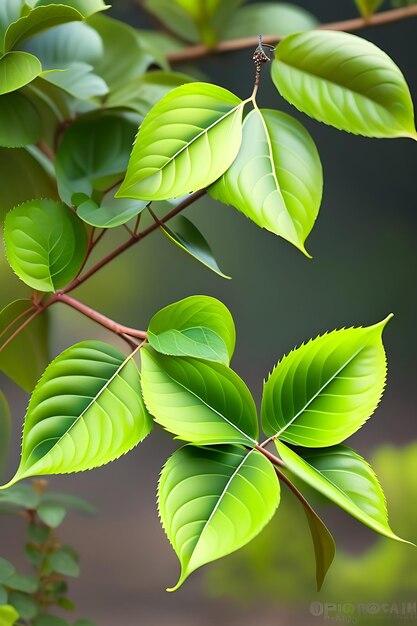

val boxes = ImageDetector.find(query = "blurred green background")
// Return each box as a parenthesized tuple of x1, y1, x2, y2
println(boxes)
(1, 0, 417, 624)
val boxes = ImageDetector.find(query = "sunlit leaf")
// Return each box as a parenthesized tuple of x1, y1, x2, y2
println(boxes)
(0, 92, 40, 147)
(55, 113, 137, 205)
(4, 199, 88, 292)
(0, 51, 41, 94)
(0, 605, 19, 626)
(148, 295, 235, 364)
(261, 317, 392, 446)
(1, 341, 153, 487)
(276, 441, 410, 543)
(223, 2, 318, 39)
(209, 108, 322, 256)
(272, 31, 416, 138)
(117, 83, 246, 201)
(161, 216, 231, 279)
(33, 0, 109, 18)
(76, 187, 147, 228)
(158, 444, 280, 590)
(0, 299, 49, 393)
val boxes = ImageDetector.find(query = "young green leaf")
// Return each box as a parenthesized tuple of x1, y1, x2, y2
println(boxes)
(272, 31, 416, 138)
(147, 295, 236, 364)
(0, 392, 11, 472)
(1, 341, 153, 488)
(0, 605, 19, 626)
(141, 346, 259, 445)
(261, 316, 391, 446)
(158, 445, 280, 590)
(49, 547, 80, 577)
(4, 199, 88, 292)
(355, 0, 383, 18)
(161, 216, 231, 279)
(37, 503, 66, 527)
(0, 92, 41, 148)
(76, 188, 147, 229)
(223, 3, 318, 39)
(34, 0, 109, 18)
(55, 113, 137, 205)
(0, 299, 49, 392)
(116, 83, 246, 201)
(3, 4, 83, 52)
(0, 51, 41, 94)
(276, 441, 411, 543)
(209, 108, 322, 256)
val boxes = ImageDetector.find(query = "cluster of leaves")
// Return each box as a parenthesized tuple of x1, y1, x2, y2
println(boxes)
(0, 295, 411, 591)
(0, 481, 95, 626)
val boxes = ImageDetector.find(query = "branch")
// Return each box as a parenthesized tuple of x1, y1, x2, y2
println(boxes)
(64, 188, 206, 294)
(274, 466, 318, 518)
(166, 5, 417, 64)
(255, 444, 284, 467)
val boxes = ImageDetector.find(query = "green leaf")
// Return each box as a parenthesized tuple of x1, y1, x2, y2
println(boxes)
(57, 598, 75, 610)
(73, 621, 96, 626)
(33, 615, 69, 626)
(0, 0, 22, 53)
(6, 573, 38, 593)
(276, 441, 411, 544)
(3, 4, 83, 52)
(76, 187, 147, 229)
(28, 522, 50, 544)
(301, 502, 335, 591)
(261, 316, 391, 446)
(55, 113, 137, 205)
(0, 147, 57, 214)
(272, 31, 416, 138)
(141, 346, 258, 445)
(0, 392, 12, 470)
(40, 492, 95, 515)
(34, 0, 109, 17)
(148, 295, 235, 364)
(37, 503, 66, 527)
(223, 3, 318, 39)
(0, 604, 19, 626)
(4, 199, 88, 292)
(88, 14, 152, 92)
(25, 544, 43, 567)
(0, 586, 8, 605)
(159, 444, 280, 591)
(1, 341, 153, 487)
(9, 592, 37, 620)
(0, 299, 49, 393)
(161, 216, 231, 279)
(142, 0, 199, 44)
(42, 63, 108, 100)
(106, 71, 193, 118)
(355, 0, 383, 18)
(0, 558, 15, 583)
(0, 92, 41, 147)
(0, 484, 40, 510)
(0, 51, 41, 94)
(209, 108, 322, 256)
(116, 82, 246, 201)
(49, 547, 79, 576)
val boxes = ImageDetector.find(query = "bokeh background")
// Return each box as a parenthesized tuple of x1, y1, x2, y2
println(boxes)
(1, 0, 417, 624)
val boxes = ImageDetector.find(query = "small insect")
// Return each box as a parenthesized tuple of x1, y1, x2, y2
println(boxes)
(253, 34, 275, 68)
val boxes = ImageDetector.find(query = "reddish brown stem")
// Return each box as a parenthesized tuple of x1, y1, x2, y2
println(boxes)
(165, 5, 417, 63)
(255, 444, 284, 467)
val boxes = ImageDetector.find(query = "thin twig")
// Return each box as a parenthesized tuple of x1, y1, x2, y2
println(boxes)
(255, 444, 284, 467)
(165, 5, 417, 63)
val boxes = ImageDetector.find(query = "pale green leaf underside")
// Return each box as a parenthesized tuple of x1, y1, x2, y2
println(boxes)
(4, 199, 87, 292)
(272, 30, 416, 138)
(158, 445, 280, 590)
(141, 346, 259, 445)
(76, 189, 148, 228)
(0, 51, 41, 94)
(42, 62, 108, 100)
(276, 441, 410, 544)
(161, 216, 231, 279)
(148, 294, 236, 364)
(117, 82, 245, 201)
(209, 108, 322, 256)
(3, 4, 83, 52)
(0, 299, 49, 392)
(2, 341, 152, 487)
(262, 317, 391, 446)
(0, 92, 41, 147)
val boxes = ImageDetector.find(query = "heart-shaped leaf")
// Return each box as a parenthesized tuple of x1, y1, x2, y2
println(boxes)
(0, 51, 41, 94)
(4, 199, 88, 292)
(158, 444, 280, 590)
(116, 82, 246, 201)
(0, 299, 49, 392)
(276, 441, 410, 543)
(1, 341, 153, 488)
(161, 216, 231, 279)
(147, 295, 236, 364)
(261, 316, 391, 446)
(272, 31, 416, 138)
(141, 346, 258, 445)
(209, 108, 322, 256)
